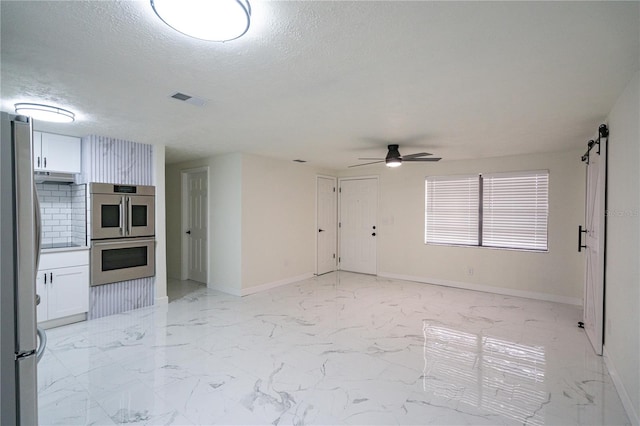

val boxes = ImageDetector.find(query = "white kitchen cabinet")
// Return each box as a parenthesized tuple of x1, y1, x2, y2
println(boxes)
(33, 131, 81, 174)
(37, 250, 89, 324)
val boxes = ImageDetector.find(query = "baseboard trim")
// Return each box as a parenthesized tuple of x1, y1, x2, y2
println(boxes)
(155, 296, 169, 305)
(241, 272, 314, 296)
(39, 312, 87, 330)
(377, 272, 582, 306)
(209, 282, 242, 297)
(603, 345, 639, 425)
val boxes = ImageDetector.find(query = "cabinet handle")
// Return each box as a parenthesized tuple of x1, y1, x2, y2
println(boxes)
(44, 157, 47, 168)
(37, 157, 41, 168)
(44, 273, 47, 284)
(578, 225, 587, 252)
(50, 272, 53, 284)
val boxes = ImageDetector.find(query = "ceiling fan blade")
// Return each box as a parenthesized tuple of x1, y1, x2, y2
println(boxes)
(348, 160, 385, 168)
(403, 157, 442, 162)
(401, 152, 433, 159)
(357, 157, 385, 161)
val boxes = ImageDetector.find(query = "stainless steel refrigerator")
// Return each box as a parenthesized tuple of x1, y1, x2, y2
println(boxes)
(1, 112, 45, 425)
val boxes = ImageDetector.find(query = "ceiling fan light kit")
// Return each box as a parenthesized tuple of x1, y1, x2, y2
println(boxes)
(150, 0, 251, 42)
(349, 144, 442, 168)
(386, 157, 402, 167)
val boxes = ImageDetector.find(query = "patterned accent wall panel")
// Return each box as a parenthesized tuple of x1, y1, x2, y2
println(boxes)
(81, 135, 156, 319)
(88, 278, 155, 320)
(80, 135, 153, 185)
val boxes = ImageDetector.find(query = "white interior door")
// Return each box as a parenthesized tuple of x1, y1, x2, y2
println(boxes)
(316, 176, 337, 275)
(185, 170, 208, 283)
(583, 140, 606, 355)
(339, 177, 377, 274)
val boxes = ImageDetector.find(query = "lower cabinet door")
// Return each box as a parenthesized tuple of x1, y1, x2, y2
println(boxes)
(48, 266, 89, 320)
(36, 271, 48, 322)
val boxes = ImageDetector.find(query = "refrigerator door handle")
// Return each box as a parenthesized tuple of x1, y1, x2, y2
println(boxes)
(34, 184, 41, 271)
(36, 326, 46, 363)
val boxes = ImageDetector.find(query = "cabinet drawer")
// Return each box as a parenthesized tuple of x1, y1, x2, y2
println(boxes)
(39, 250, 89, 270)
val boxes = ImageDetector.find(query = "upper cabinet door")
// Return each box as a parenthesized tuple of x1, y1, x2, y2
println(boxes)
(32, 131, 43, 170)
(39, 132, 81, 174)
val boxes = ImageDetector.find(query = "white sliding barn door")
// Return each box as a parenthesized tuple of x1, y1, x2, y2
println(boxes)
(316, 176, 337, 275)
(583, 140, 606, 355)
(183, 169, 208, 284)
(339, 177, 378, 275)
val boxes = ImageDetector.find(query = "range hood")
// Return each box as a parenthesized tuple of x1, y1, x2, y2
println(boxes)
(34, 171, 76, 184)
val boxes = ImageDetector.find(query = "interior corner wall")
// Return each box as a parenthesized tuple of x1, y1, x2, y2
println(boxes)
(153, 144, 168, 304)
(240, 154, 325, 292)
(339, 149, 585, 304)
(604, 70, 640, 424)
(164, 162, 183, 281)
(165, 153, 243, 296)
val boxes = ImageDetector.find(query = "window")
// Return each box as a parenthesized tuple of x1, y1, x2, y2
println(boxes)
(425, 170, 549, 251)
(425, 175, 479, 245)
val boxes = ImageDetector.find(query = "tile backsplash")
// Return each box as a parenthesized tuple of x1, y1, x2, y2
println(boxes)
(36, 183, 87, 247)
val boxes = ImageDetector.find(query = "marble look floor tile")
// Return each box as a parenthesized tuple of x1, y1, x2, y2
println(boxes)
(38, 272, 631, 425)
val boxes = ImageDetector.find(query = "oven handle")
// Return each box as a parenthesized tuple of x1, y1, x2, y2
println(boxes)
(119, 196, 126, 236)
(126, 196, 132, 236)
(92, 237, 156, 247)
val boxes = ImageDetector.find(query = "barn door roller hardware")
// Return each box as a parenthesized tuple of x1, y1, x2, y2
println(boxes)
(581, 124, 609, 164)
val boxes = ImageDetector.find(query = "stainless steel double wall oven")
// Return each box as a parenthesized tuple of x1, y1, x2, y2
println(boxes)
(90, 183, 155, 286)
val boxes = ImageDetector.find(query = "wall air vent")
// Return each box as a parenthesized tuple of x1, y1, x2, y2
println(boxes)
(170, 92, 206, 107)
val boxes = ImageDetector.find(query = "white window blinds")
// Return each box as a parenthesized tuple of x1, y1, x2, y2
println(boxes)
(425, 175, 479, 245)
(482, 171, 549, 251)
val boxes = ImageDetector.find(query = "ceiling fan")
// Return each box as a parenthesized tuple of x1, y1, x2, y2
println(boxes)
(349, 144, 442, 168)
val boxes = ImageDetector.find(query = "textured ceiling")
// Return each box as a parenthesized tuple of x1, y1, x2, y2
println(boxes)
(1, 1, 638, 169)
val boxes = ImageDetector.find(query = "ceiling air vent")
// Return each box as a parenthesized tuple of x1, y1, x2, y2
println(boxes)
(170, 92, 206, 107)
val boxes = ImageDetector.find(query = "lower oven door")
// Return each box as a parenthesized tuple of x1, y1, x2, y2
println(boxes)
(91, 237, 155, 286)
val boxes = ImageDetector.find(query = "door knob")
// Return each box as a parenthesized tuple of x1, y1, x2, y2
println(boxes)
(319, 229, 325, 233)
(373, 225, 376, 230)
(372, 232, 376, 236)
(186, 230, 191, 235)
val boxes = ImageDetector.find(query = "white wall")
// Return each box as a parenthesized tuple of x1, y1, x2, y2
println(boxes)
(604, 71, 639, 424)
(340, 149, 585, 304)
(164, 163, 183, 280)
(240, 154, 319, 291)
(153, 144, 167, 304)
(210, 153, 243, 294)
(166, 153, 333, 295)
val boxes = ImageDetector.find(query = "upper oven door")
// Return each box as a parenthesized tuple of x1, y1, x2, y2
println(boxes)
(127, 195, 155, 238)
(91, 194, 126, 239)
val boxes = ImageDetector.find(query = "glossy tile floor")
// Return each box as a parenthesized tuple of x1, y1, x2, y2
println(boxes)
(38, 272, 630, 425)
(167, 278, 206, 302)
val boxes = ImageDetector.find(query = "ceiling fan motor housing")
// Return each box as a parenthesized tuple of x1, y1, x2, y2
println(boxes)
(386, 144, 401, 159)
(385, 144, 402, 166)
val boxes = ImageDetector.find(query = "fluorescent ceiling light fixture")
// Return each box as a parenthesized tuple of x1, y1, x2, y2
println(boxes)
(151, 0, 251, 42)
(14, 103, 75, 123)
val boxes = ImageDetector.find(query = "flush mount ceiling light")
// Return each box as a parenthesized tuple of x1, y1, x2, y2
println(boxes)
(14, 103, 75, 123)
(151, 0, 251, 42)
